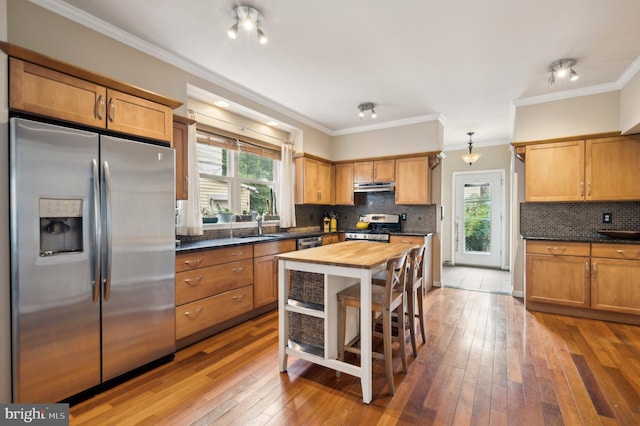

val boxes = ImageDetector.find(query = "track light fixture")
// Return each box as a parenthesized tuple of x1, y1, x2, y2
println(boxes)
(228, 6, 267, 44)
(547, 59, 578, 86)
(461, 132, 481, 165)
(357, 102, 376, 119)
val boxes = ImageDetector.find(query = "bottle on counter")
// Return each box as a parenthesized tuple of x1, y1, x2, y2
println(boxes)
(323, 217, 330, 233)
(330, 211, 337, 232)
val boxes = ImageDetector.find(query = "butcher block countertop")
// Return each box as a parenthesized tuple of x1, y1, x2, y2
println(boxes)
(276, 241, 417, 269)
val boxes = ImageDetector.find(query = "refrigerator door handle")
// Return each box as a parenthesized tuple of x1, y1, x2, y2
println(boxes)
(92, 159, 101, 303)
(103, 160, 113, 301)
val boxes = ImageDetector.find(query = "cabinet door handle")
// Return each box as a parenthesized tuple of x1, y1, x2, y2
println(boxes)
(232, 293, 246, 302)
(592, 262, 597, 280)
(184, 276, 203, 286)
(615, 249, 639, 259)
(108, 98, 115, 122)
(232, 266, 246, 272)
(580, 182, 584, 197)
(184, 307, 203, 318)
(585, 261, 590, 280)
(546, 246, 566, 255)
(96, 95, 105, 120)
(184, 258, 203, 266)
(232, 251, 244, 257)
(587, 182, 591, 197)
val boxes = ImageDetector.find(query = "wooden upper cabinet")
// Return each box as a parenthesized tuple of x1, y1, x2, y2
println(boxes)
(295, 156, 334, 205)
(525, 140, 585, 202)
(586, 136, 640, 201)
(173, 115, 195, 201)
(395, 156, 430, 204)
(334, 163, 354, 205)
(523, 135, 640, 202)
(9, 58, 106, 128)
(8, 55, 176, 143)
(105, 90, 172, 142)
(354, 159, 395, 183)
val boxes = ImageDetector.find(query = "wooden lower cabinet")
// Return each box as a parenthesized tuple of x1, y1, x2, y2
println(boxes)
(526, 241, 590, 308)
(175, 245, 254, 343)
(176, 286, 253, 340)
(591, 243, 640, 315)
(526, 241, 640, 323)
(322, 234, 339, 245)
(390, 234, 433, 292)
(253, 240, 296, 309)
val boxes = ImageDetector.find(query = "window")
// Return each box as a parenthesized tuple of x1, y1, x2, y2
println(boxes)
(196, 127, 280, 219)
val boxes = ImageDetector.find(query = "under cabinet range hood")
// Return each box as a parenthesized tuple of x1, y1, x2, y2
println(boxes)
(353, 181, 395, 192)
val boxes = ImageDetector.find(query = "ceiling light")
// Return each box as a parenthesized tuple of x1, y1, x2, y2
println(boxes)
(547, 59, 578, 86)
(213, 100, 230, 108)
(229, 6, 267, 45)
(357, 102, 376, 119)
(266, 121, 278, 126)
(461, 132, 481, 165)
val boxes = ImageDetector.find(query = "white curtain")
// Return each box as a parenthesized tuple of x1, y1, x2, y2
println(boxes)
(176, 110, 203, 236)
(278, 142, 296, 228)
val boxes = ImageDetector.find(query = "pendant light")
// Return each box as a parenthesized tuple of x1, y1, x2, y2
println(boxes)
(461, 132, 481, 165)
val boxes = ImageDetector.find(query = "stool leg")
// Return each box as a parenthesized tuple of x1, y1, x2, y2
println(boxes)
(382, 307, 395, 396)
(417, 284, 426, 344)
(397, 301, 408, 373)
(406, 288, 418, 357)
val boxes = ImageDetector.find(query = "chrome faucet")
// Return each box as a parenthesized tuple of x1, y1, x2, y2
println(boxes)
(229, 214, 243, 239)
(256, 216, 263, 235)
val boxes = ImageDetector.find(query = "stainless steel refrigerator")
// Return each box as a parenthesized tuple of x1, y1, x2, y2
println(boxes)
(10, 117, 176, 403)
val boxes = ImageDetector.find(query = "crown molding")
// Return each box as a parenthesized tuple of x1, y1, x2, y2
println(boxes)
(332, 113, 444, 136)
(30, 0, 333, 135)
(512, 82, 619, 107)
(617, 53, 640, 88)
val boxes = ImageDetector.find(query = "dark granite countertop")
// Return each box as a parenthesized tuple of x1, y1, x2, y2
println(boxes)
(177, 230, 434, 252)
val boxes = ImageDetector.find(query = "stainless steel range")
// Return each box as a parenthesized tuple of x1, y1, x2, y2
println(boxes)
(344, 213, 401, 242)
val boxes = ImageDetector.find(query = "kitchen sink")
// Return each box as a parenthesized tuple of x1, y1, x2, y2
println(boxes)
(237, 234, 279, 239)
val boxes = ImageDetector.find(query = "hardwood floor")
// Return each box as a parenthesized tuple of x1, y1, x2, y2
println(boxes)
(69, 287, 640, 425)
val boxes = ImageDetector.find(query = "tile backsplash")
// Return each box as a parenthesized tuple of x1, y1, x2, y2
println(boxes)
(294, 192, 437, 234)
(520, 201, 640, 239)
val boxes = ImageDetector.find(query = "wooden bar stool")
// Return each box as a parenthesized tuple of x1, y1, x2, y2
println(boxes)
(406, 245, 427, 356)
(337, 253, 408, 396)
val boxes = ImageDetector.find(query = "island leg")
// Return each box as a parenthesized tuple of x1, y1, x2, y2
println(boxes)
(278, 259, 288, 372)
(359, 269, 373, 404)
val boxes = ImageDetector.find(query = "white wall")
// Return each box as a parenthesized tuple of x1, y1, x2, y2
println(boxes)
(330, 120, 443, 161)
(1, 0, 10, 403)
(513, 91, 620, 142)
(620, 70, 640, 135)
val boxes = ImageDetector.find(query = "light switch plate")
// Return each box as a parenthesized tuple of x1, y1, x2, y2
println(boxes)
(602, 212, 612, 223)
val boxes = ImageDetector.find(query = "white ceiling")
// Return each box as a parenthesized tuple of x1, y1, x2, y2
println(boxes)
(47, 0, 640, 148)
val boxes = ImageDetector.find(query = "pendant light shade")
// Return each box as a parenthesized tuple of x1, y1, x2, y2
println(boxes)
(461, 132, 481, 165)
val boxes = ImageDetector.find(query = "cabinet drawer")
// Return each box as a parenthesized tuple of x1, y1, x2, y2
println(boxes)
(390, 235, 425, 245)
(176, 245, 253, 272)
(254, 239, 296, 257)
(526, 241, 590, 257)
(176, 286, 253, 340)
(591, 244, 640, 260)
(176, 259, 253, 305)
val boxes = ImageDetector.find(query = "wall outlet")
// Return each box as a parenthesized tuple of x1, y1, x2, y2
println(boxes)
(401, 212, 407, 220)
(602, 212, 612, 223)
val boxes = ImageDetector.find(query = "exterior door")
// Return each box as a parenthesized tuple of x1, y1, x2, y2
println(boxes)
(454, 171, 503, 268)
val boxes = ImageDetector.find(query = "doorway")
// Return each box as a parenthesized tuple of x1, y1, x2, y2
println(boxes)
(452, 170, 504, 268)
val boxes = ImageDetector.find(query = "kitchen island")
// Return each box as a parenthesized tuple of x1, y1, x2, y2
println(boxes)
(276, 240, 417, 403)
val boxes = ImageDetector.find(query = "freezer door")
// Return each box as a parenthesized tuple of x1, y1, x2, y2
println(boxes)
(10, 118, 101, 402)
(100, 135, 176, 380)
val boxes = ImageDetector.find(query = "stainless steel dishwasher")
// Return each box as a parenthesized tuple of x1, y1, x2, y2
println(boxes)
(296, 235, 323, 250)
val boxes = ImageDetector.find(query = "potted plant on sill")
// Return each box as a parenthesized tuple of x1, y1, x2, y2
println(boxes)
(201, 208, 218, 223)
(215, 204, 233, 223)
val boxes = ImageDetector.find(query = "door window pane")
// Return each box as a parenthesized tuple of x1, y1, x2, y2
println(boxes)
(463, 182, 491, 253)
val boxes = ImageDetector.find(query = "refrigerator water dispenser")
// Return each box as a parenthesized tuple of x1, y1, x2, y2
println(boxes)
(39, 198, 83, 256)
